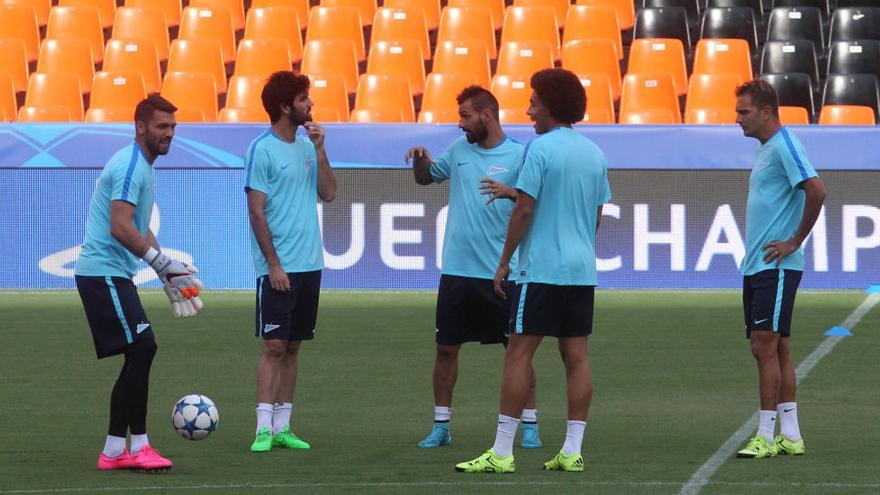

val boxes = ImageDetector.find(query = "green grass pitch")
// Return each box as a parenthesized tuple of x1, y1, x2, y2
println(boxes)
(0, 290, 877, 494)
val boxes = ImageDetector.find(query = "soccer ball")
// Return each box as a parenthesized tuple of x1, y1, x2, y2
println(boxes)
(171, 394, 219, 440)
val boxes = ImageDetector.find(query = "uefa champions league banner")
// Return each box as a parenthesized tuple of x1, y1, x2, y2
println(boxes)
(0, 124, 878, 289)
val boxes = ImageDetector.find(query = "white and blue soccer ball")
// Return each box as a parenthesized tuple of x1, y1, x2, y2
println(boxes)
(171, 394, 219, 440)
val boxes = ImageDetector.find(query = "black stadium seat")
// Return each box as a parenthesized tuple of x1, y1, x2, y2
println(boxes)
(761, 40, 820, 89)
(766, 7, 824, 50)
(701, 7, 759, 53)
(643, 0, 701, 27)
(707, 0, 764, 13)
(635, 7, 692, 52)
(822, 73, 880, 121)
(771, 0, 830, 20)
(762, 72, 815, 120)
(829, 7, 880, 44)
(837, 0, 880, 8)
(827, 40, 880, 80)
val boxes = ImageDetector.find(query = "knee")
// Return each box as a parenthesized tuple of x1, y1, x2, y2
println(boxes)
(750, 339, 775, 361)
(262, 341, 286, 360)
(436, 345, 459, 363)
(129, 336, 157, 359)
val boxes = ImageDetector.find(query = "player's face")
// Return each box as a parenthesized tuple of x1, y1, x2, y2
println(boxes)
(141, 110, 176, 156)
(526, 91, 550, 134)
(287, 91, 313, 126)
(458, 100, 488, 143)
(735, 94, 767, 139)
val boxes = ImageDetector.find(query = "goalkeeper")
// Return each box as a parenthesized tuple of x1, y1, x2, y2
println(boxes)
(75, 94, 204, 473)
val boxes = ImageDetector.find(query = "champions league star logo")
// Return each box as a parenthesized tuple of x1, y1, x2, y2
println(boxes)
(38, 205, 195, 286)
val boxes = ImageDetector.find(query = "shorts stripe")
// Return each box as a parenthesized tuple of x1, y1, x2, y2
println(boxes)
(257, 275, 264, 335)
(105, 276, 133, 344)
(515, 283, 528, 334)
(773, 269, 785, 332)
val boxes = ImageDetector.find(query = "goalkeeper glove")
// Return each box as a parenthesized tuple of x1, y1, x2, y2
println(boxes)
(143, 247, 205, 316)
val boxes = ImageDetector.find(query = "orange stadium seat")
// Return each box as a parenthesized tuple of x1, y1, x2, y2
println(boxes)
(498, 107, 530, 123)
(437, 6, 496, 59)
(244, 7, 303, 63)
(179, 6, 236, 63)
(85, 107, 133, 122)
(562, 39, 621, 100)
(309, 74, 350, 122)
(250, 0, 309, 28)
(219, 107, 269, 122)
(418, 109, 458, 123)
(5, 0, 51, 26)
(311, 107, 342, 122)
(501, 5, 560, 59)
(685, 108, 736, 124)
(0, 73, 16, 122)
(448, 0, 505, 31)
(46, 6, 105, 64)
(234, 39, 292, 79)
(421, 72, 479, 114)
(167, 39, 227, 93)
(36, 39, 95, 94)
(685, 73, 742, 117)
(693, 39, 753, 83)
(385, 0, 440, 31)
(24, 73, 83, 121)
(90, 71, 147, 111)
(18, 105, 72, 122)
(620, 73, 681, 124)
(321, 0, 377, 26)
(58, 0, 116, 29)
(577, 0, 635, 30)
(366, 40, 426, 95)
(350, 107, 406, 123)
(582, 108, 614, 124)
(432, 40, 492, 88)
(580, 73, 615, 122)
(514, 0, 570, 29)
(306, 6, 365, 62)
(225, 75, 265, 112)
(112, 7, 170, 61)
(564, 5, 623, 60)
(103, 39, 162, 94)
(0, 5, 41, 63)
(372, 7, 431, 60)
(189, 0, 245, 31)
(491, 73, 531, 109)
(125, 0, 181, 28)
(174, 106, 206, 122)
(819, 105, 876, 125)
(354, 73, 415, 122)
(0, 38, 30, 93)
(628, 38, 687, 96)
(778, 106, 809, 125)
(301, 39, 360, 93)
(161, 71, 218, 121)
(496, 41, 554, 77)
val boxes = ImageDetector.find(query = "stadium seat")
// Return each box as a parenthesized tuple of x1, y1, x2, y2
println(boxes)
(189, 0, 245, 31)
(500, 5, 560, 59)
(306, 6, 365, 62)
(562, 39, 622, 100)
(822, 73, 880, 120)
(58, 0, 116, 29)
(693, 39, 753, 82)
(85, 106, 132, 122)
(491, 74, 531, 109)
(634, 7, 691, 53)
(367, 39, 426, 95)
(89, 71, 147, 111)
(437, 6, 496, 59)
(496, 41, 555, 77)
(418, 109, 458, 123)
(643, 0, 701, 27)
(46, 6, 105, 64)
(235, 39, 292, 79)
(828, 40, 880, 80)
(582, 108, 614, 124)
(218, 107, 269, 122)
(311, 107, 342, 122)
(765, 7, 824, 50)
(778, 105, 809, 124)
(576, 0, 636, 30)
(829, 8, 880, 43)
(125, 0, 181, 28)
(0, 38, 29, 93)
(818, 104, 876, 125)
(322, 0, 377, 27)
(514, 0, 570, 29)
(3, 0, 51, 26)
(179, 7, 236, 63)
(0, 5, 40, 63)
(580, 73, 615, 121)
(620, 73, 682, 123)
(309, 73, 350, 122)
(0, 73, 16, 122)
(564, 5, 624, 60)
(372, 7, 431, 60)
(250, 0, 309, 28)
(421, 72, 480, 115)
(36, 39, 95, 94)
(350, 107, 406, 123)
(762, 72, 814, 120)
(685, 73, 743, 116)
(161, 71, 218, 121)
(761, 40, 819, 89)
(244, 7, 302, 63)
(174, 106, 207, 122)
(384, 0, 441, 31)
(225, 75, 265, 112)
(837, 0, 880, 6)
(685, 107, 737, 123)
(18, 105, 72, 122)
(628, 38, 688, 96)
(771, 0, 829, 20)
(498, 107, 531, 123)
(167, 39, 227, 93)
(448, 0, 505, 31)
(706, 0, 763, 12)
(112, 7, 170, 61)
(24, 73, 83, 121)
(301, 39, 360, 93)
(354, 73, 415, 122)
(432, 40, 492, 88)
(700, 7, 759, 54)
(103, 39, 162, 94)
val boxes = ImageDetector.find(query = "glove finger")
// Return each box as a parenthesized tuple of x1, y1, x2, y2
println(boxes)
(171, 301, 184, 318)
(191, 296, 204, 311)
(184, 299, 197, 317)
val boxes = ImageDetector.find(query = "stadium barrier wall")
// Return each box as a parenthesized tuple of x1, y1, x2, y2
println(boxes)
(1, 124, 878, 289)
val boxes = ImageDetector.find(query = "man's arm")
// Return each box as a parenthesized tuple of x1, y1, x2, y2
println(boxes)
(110, 201, 150, 257)
(763, 177, 827, 265)
(307, 123, 336, 202)
(493, 192, 536, 297)
(596, 205, 603, 233)
(405, 147, 434, 185)
(247, 189, 290, 292)
(145, 229, 160, 251)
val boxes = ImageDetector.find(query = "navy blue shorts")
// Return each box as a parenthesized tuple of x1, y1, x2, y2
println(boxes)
(508, 282, 595, 338)
(255, 271, 321, 341)
(743, 269, 803, 338)
(75, 275, 154, 359)
(435, 275, 509, 346)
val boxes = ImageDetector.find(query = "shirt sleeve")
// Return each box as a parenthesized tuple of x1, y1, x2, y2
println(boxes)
(779, 133, 818, 189)
(244, 144, 271, 194)
(515, 142, 544, 200)
(597, 155, 612, 205)
(110, 155, 146, 206)
(429, 147, 452, 183)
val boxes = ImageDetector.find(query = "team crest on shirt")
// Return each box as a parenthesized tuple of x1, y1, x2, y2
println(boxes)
(486, 165, 508, 176)
(304, 156, 315, 171)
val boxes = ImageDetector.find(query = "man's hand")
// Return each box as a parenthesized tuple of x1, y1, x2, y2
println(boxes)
(404, 146, 433, 164)
(158, 261, 204, 317)
(269, 264, 290, 292)
(145, 249, 204, 300)
(305, 121, 324, 148)
(479, 178, 517, 204)
(763, 239, 800, 267)
(493, 262, 511, 299)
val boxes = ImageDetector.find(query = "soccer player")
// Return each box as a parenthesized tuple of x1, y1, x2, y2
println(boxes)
(733, 80, 826, 459)
(405, 86, 542, 450)
(245, 71, 337, 452)
(455, 68, 611, 473)
(76, 94, 205, 472)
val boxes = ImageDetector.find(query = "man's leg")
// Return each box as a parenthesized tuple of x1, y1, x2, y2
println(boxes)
(776, 336, 804, 453)
(496, 335, 543, 455)
(419, 344, 460, 448)
(520, 363, 542, 448)
(272, 340, 310, 449)
(737, 330, 782, 458)
(252, 339, 286, 452)
(124, 335, 158, 452)
(541, 336, 590, 472)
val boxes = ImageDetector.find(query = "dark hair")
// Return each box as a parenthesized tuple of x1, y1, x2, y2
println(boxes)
(530, 68, 586, 124)
(134, 94, 177, 124)
(456, 85, 499, 121)
(262, 71, 311, 123)
(735, 79, 779, 117)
